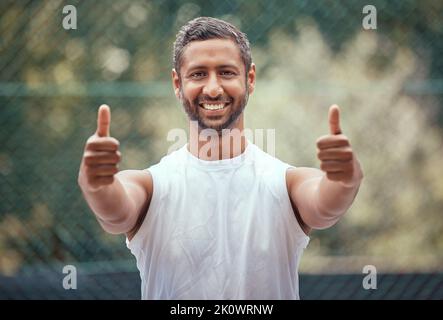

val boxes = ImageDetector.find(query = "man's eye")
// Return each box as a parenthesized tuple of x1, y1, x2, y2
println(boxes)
(190, 72, 205, 78)
(221, 71, 235, 76)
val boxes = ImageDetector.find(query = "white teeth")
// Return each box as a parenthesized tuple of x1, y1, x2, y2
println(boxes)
(202, 103, 226, 110)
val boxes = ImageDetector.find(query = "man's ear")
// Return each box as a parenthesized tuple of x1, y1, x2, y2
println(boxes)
(247, 63, 256, 95)
(172, 68, 181, 99)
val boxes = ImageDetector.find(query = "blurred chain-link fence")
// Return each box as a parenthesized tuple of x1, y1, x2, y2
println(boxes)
(1, 0, 443, 299)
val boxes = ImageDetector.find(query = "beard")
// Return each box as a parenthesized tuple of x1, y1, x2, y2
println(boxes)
(180, 88, 249, 133)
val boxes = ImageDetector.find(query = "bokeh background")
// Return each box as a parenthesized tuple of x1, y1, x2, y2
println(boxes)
(1, 0, 443, 299)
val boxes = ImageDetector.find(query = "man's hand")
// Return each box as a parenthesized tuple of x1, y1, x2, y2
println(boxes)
(79, 104, 121, 192)
(287, 104, 363, 230)
(316, 105, 363, 188)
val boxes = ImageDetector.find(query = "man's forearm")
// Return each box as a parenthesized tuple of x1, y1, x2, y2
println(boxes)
(79, 175, 134, 230)
(316, 174, 362, 219)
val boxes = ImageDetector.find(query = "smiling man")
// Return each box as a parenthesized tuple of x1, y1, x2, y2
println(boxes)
(78, 17, 363, 299)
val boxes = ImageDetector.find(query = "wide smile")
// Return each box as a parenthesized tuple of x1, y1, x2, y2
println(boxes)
(199, 102, 230, 113)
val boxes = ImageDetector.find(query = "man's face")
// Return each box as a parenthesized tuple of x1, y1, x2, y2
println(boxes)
(172, 39, 255, 132)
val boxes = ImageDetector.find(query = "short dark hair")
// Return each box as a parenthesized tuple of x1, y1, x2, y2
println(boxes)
(173, 17, 252, 76)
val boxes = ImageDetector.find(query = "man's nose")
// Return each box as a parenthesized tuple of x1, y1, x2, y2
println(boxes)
(202, 74, 223, 98)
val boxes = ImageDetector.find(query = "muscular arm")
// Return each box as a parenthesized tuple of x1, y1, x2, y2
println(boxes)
(287, 104, 364, 230)
(79, 169, 153, 238)
(287, 164, 362, 230)
(78, 105, 153, 240)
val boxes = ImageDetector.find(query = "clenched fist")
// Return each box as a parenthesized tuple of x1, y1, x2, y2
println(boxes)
(79, 104, 121, 192)
(316, 105, 363, 188)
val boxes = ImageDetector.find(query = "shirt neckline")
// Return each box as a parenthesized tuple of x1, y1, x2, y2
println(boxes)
(183, 140, 253, 169)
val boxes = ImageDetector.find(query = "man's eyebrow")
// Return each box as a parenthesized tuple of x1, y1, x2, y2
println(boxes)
(186, 64, 240, 72)
(217, 64, 240, 70)
(185, 65, 206, 72)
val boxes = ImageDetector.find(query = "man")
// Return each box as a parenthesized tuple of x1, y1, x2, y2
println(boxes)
(78, 17, 363, 299)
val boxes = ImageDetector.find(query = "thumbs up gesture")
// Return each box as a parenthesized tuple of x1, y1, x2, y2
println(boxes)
(316, 105, 363, 188)
(79, 104, 121, 192)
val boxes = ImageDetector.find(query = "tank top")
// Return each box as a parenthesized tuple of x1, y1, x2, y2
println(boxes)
(126, 141, 310, 299)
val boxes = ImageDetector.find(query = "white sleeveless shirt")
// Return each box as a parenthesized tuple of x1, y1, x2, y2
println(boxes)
(126, 142, 310, 299)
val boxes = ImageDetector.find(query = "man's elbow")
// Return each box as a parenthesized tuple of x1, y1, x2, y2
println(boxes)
(96, 214, 135, 235)
(305, 208, 346, 230)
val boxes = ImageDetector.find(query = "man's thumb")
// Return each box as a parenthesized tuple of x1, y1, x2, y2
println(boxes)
(97, 104, 111, 137)
(328, 104, 342, 135)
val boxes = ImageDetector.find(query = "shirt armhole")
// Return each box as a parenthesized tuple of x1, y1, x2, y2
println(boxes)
(283, 165, 311, 247)
(126, 167, 161, 252)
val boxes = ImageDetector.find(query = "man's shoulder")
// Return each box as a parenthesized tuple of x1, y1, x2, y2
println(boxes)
(285, 167, 322, 235)
(116, 169, 153, 190)
(286, 166, 324, 188)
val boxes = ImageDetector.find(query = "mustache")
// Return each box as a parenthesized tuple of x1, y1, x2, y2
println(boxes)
(195, 95, 232, 104)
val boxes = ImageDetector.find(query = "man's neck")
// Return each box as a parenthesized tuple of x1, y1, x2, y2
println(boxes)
(188, 118, 247, 161)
